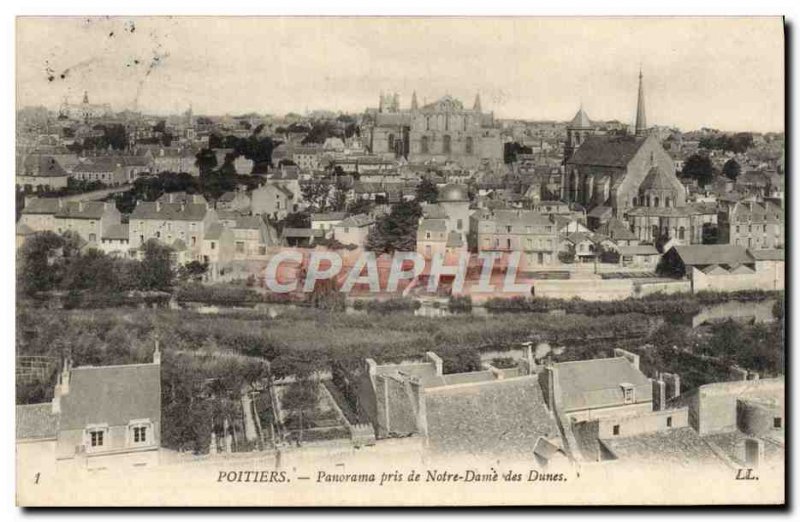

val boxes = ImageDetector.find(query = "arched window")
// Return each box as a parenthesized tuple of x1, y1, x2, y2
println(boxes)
(388, 133, 395, 151)
(421, 136, 430, 154)
(654, 197, 660, 207)
(443, 135, 451, 154)
(651, 225, 659, 240)
(678, 227, 685, 240)
(646, 196, 651, 207)
(665, 197, 672, 208)
(632, 197, 638, 207)
(465, 137, 474, 155)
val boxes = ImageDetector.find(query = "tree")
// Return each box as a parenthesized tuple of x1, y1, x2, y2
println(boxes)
(195, 148, 218, 176)
(415, 178, 439, 203)
(301, 182, 332, 212)
(723, 158, 741, 181)
(365, 200, 422, 253)
(180, 260, 208, 282)
(682, 153, 714, 187)
(18, 231, 66, 295)
(138, 240, 175, 291)
(558, 244, 576, 264)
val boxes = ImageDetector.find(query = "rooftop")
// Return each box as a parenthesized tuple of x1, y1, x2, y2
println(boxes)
(554, 357, 652, 412)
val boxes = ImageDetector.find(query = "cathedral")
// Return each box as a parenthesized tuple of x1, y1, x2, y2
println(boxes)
(366, 92, 503, 167)
(562, 71, 700, 245)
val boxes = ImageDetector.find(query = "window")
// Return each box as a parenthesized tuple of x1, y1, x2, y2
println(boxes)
(622, 384, 635, 404)
(654, 197, 660, 207)
(613, 425, 620, 436)
(421, 136, 430, 154)
(678, 227, 685, 240)
(465, 137, 474, 155)
(191, 236, 197, 246)
(443, 135, 451, 154)
(388, 133, 395, 151)
(89, 233, 96, 242)
(90, 430, 104, 447)
(506, 238, 512, 249)
(155, 231, 161, 239)
(457, 219, 463, 230)
(774, 417, 782, 429)
(210, 242, 216, 250)
(258, 246, 267, 255)
(506, 225, 512, 233)
(235, 241, 245, 253)
(666, 416, 673, 428)
(133, 426, 147, 443)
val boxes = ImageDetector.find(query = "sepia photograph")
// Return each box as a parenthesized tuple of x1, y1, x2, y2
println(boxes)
(12, 14, 786, 507)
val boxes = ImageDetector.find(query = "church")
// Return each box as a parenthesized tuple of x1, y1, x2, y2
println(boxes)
(562, 72, 700, 246)
(366, 92, 503, 167)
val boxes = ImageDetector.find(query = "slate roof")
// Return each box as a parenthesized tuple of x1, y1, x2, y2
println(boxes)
(234, 216, 265, 230)
(59, 363, 161, 431)
(605, 218, 637, 241)
(54, 201, 110, 220)
(419, 218, 448, 233)
(73, 157, 122, 173)
(601, 427, 725, 468)
(568, 107, 593, 128)
(619, 244, 659, 256)
(702, 431, 784, 467)
(17, 155, 70, 178)
(102, 223, 129, 240)
(130, 202, 209, 221)
(16, 403, 58, 440)
(641, 166, 675, 191)
(424, 377, 560, 457)
(588, 206, 613, 219)
(338, 214, 374, 228)
(554, 357, 652, 412)
(156, 192, 208, 205)
(748, 249, 784, 261)
(671, 245, 754, 267)
(21, 197, 62, 215)
(282, 228, 324, 238)
(311, 212, 347, 222)
(567, 135, 647, 168)
(626, 206, 693, 218)
(16, 222, 35, 236)
(484, 209, 554, 227)
(204, 223, 224, 240)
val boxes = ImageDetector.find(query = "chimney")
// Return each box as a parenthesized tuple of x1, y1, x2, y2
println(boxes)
(744, 438, 764, 469)
(153, 339, 161, 365)
(156, 201, 162, 212)
(57, 197, 64, 209)
(651, 377, 666, 411)
(406, 377, 428, 436)
(78, 201, 84, 212)
(60, 358, 71, 395)
(614, 348, 640, 370)
(425, 351, 443, 376)
(662, 372, 681, 399)
(524, 342, 536, 375)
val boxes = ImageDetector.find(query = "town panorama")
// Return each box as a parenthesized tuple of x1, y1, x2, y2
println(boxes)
(15, 16, 785, 507)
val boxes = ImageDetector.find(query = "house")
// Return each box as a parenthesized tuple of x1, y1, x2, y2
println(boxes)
(560, 232, 601, 264)
(99, 224, 130, 257)
(16, 347, 161, 471)
(216, 189, 251, 213)
(202, 223, 235, 277)
(473, 208, 559, 267)
(71, 157, 128, 185)
(16, 154, 70, 190)
(251, 181, 301, 220)
(129, 198, 218, 266)
(718, 201, 784, 250)
(54, 201, 122, 246)
(310, 212, 348, 239)
(19, 197, 63, 234)
(542, 351, 653, 422)
(347, 352, 563, 460)
(661, 244, 782, 292)
(618, 244, 660, 269)
(281, 227, 324, 247)
(334, 214, 375, 249)
(223, 215, 275, 258)
(669, 378, 784, 470)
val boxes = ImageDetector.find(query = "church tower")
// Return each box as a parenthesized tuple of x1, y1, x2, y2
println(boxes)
(564, 104, 594, 163)
(473, 93, 482, 112)
(411, 91, 419, 111)
(635, 68, 648, 136)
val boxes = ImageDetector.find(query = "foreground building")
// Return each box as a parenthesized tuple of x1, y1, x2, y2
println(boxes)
(16, 347, 162, 471)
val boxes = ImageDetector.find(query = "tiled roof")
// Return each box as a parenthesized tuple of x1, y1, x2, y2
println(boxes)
(703, 431, 784, 467)
(568, 107, 593, 128)
(59, 363, 160, 431)
(567, 135, 647, 168)
(16, 403, 58, 440)
(671, 244, 754, 267)
(130, 202, 209, 221)
(102, 223, 129, 240)
(554, 357, 652, 412)
(601, 427, 725, 468)
(424, 377, 560, 457)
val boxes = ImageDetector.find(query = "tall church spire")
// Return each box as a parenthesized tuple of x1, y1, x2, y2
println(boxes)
(635, 67, 647, 136)
(473, 92, 482, 112)
(411, 91, 418, 111)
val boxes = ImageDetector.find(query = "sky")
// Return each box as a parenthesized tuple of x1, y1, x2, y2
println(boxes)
(16, 16, 785, 132)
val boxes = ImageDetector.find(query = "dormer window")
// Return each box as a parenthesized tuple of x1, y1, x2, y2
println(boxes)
(621, 383, 635, 404)
(84, 424, 109, 452)
(128, 419, 153, 446)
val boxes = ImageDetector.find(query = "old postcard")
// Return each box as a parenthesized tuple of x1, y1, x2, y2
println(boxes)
(14, 16, 785, 506)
